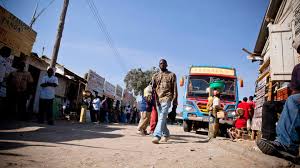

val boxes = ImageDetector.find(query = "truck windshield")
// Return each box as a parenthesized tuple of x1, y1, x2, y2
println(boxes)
(187, 76, 236, 101)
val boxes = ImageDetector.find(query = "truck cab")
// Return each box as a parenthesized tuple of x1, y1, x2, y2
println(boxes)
(179, 66, 240, 134)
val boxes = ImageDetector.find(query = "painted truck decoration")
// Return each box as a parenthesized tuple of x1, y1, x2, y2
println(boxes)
(179, 66, 241, 133)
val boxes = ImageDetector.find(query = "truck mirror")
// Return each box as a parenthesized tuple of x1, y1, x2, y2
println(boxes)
(180, 77, 184, 87)
(240, 79, 244, 88)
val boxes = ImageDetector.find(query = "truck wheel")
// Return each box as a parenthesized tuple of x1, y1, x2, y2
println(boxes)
(183, 120, 192, 132)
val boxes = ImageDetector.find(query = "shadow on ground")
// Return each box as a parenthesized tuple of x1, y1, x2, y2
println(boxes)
(0, 120, 124, 151)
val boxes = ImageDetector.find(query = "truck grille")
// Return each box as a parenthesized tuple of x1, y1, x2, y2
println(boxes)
(197, 102, 209, 115)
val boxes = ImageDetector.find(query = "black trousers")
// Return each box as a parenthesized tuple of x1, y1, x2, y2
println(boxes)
(38, 99, 54, 124)
(261, 101, 284, 140)
(8, 91, 28, 120)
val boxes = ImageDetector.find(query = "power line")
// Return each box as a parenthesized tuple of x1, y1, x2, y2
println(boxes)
(85, 0, 127, 71)
(30, 0, 56, 27)
(1, 0, 6, 8)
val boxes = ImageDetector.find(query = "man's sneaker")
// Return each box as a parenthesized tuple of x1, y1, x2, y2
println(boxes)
(152, 137, 160, 144)
(256, 139, 299, 159)
(160, 136, 170, 143)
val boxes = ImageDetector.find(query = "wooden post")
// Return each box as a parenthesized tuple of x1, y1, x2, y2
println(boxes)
(50, 0, 69, 68)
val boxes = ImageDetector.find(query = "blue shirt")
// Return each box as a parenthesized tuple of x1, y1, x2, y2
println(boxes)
(40, 75, 58, 99)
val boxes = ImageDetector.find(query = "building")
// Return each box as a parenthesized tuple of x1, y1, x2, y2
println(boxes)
(0, 6, 37, 117)
(248, 0, 300, 131)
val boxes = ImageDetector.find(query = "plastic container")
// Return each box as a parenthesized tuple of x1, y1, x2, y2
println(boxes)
(209, 80, 225, 91)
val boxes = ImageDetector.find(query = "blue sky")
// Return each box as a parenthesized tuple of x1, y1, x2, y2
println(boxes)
(3, 0, 268, 104)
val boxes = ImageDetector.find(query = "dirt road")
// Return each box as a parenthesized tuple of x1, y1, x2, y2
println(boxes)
(0, 121, 297, 168)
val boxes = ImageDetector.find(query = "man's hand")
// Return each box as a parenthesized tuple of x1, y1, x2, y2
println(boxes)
(40, 83, 48, 87)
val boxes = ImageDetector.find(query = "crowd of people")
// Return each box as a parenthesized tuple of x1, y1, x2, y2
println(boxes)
(227, 96, 255, 140)
(81, 91, 141, 125)
(1, 43, 299, 162)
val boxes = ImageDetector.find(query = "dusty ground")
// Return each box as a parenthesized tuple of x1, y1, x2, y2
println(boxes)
(0, 120, 298, 168)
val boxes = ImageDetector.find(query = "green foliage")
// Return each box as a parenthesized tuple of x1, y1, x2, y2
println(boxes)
(124, 67, 159, 96)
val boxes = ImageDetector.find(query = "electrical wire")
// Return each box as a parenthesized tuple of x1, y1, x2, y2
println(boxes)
(30, 0, 56, 27)
(86, 0, 127, 71)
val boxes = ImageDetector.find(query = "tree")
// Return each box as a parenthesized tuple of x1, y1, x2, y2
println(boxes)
(124, 67, 159, 96)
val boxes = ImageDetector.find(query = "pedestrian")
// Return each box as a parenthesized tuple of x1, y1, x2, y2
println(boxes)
(125, 105, 131, 123)
(0, 46, 12, 84)
(131, 106, 138, 124)
(92, 93, 107, 124)
(91, 91, 100, 123)
(151, 59, 178, 144)
(256, 37, 300, 161)
(38, 67, 58, 125)
(6, 61, 33, 120)
(247, 95, 255, 130)
(137, 85, 153, 135)
(237, 97, 250, 129)
(207, 87, 223, 138)
(248, 96, 255, 117)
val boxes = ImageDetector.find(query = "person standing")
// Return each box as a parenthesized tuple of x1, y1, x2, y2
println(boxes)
(91, 92, 100, 123)
(208, 89, 223, 138)
(38, 68, 58, 125)
(238, 97, 251, 131)
(7, 61, 33, 120)
(137, 85, 153, 135)
(151, 59, 178, 144)
(92, 93, 106, 124)
(125, 105, 131, 123)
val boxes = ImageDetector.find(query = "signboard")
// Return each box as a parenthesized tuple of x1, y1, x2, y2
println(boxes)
(104, 81, 115, 98)
(0, 6, 37, 55)
(85, 70, 105, 95)
(122, 90, 134, 106)
(115, 85, 123, 99)
(190, 67, 235, 76)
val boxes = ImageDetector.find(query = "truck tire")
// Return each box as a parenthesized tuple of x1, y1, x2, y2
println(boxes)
(183, 120, 192, 132)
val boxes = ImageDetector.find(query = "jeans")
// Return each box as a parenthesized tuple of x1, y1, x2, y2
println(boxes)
(276, 93, 300, 150)
(153, 101, 171, 138)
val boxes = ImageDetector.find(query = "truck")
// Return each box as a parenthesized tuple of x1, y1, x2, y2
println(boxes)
(178, 66, 241, 135)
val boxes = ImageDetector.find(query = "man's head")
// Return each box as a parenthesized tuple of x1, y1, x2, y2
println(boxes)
(17, 62, 26, 71)
(243, 97, 248, 102)
(289, 64, 300, 92)
(0, 46, 11, 58)
(159, 59, 168, 72)
(249, 96, 254, 101)
(292, 35, 300, 54)
(213, 89, 220, 96)
(47, 67, 54, 77)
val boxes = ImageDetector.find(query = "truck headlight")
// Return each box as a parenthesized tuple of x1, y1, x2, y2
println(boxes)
(184, 105, 196, 112)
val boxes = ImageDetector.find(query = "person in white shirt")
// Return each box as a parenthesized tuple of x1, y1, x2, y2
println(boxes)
(92, 92, 106, 124)
(125, 105, 131, 123)
(38, 67, 58, 125)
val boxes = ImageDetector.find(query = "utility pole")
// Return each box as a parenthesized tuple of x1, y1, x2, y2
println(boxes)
(50, 0, 69, 68)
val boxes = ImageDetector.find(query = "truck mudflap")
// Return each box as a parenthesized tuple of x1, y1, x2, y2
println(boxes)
(176, 116, 233, 125)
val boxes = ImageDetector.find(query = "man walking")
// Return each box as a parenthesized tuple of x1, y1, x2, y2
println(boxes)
(38, 67, 58, 125)
(151, 59, 178, 144)
(7, 61, 33, 120)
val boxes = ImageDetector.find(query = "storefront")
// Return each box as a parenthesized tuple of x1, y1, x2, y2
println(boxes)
(248, 0, 300, 131)
(0, 6, 37, 116)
